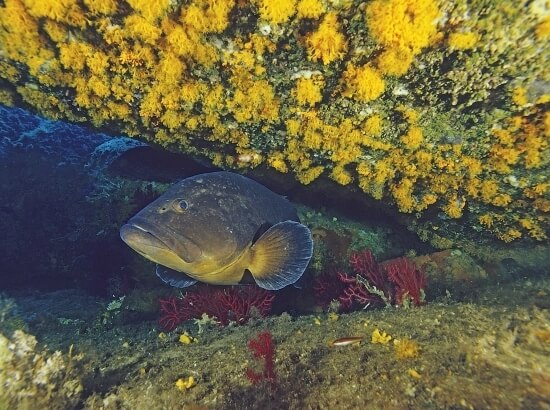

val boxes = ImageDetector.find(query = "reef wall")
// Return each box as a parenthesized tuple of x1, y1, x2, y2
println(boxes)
(0, 0, 548, 246)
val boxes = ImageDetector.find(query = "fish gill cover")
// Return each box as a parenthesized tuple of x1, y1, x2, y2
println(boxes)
(0, 0, 548, 247)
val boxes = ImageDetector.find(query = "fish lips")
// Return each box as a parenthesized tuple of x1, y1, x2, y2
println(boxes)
(120, 218, 201, 264)
(120, 223, 168, 253)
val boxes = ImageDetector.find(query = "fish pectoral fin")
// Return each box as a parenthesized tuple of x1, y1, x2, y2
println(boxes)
(247, 221, 313, 290)
(155, 265, 198, 288)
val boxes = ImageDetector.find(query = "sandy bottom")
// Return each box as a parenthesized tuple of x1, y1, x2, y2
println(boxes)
(3, 276, 550, 410)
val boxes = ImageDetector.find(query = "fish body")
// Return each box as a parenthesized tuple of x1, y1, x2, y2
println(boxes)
(120, 171, 313, 290)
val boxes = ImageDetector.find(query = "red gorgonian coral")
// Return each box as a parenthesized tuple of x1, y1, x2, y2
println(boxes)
(385, 256, 426, 306)
(314, 249, 426, 311)
(158, 285, 275, 331)
(245, 331, 277, 386)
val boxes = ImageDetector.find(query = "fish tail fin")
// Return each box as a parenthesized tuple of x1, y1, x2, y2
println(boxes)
(248, 221, 313, 290)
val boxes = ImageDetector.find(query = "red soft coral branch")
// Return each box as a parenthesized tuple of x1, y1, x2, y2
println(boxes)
(158, 285, 275, 331)
(349, 249, 386, 290)
(338, 249, 393, 309)
(158, 296, 185, 331)
(385, 257, 426, 306)
(313, 249, 427, 311)
(336, 271, 384, 309)
(245, 331, 277, 386)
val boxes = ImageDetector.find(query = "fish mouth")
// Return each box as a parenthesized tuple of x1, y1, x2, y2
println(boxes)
(120, 222, 171, 252)
(120, 217, 202, 264)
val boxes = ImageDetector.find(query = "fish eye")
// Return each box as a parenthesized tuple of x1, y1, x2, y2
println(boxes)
(173, 199, 189, 212)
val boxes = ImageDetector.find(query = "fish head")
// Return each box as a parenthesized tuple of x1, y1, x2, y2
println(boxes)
(120, 178, 240, 275)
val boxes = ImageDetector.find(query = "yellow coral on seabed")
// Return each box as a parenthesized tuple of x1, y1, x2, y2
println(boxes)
(371, 328, 392, 344)
(175, 376, 195, 390)
(394, 338, 420, 359)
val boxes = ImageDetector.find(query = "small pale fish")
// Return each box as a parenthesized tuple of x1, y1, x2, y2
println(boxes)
(328, 337, 364, 347)
(120, 171, 313, 290)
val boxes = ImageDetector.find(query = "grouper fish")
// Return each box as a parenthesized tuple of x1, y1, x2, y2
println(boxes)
(120, 171, 313, 290)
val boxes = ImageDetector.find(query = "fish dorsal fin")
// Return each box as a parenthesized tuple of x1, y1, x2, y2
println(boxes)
(156, 265, 198, 288)
(247, 221, 313, 290)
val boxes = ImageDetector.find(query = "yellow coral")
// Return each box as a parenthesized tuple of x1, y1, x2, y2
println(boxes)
(268, 152, 289, 173)
(401, 126, 423, 149)
(330, 165, 353, 185)
(512, 87, 528, 106)
(83, 0, 117, 15)
(286, 119, 301, 136)
(366, 0, 439, 74)
(303, 128, 323, 150)
(376, 48, 413, 76)
(156, 53, 185, 84)
(59, 41, 91, 70)
(479, 214, 494, 228)
(126, 0, 170, 22)
(448, 32, 479, 50)
(443, 196, 465, 218)
(228, 79, 279, 123)
(88, 76, 110, 98)
(363, 115, 383, 136)
(492, 194, 512, 207)
(86, 51, 109, 75)
(535, 16, 550, 40)
(342, 64, 385, 102)
(175, 376, 195, 390)
(544, 112, 550, 137)
(161, 110, 184, 130)
(394, 338, 420, 359)
(391, 178, 415, 213)
(0, 0, 545, 245)
(294, 77, 323, 106)
(204, 0, 235, 33)
(498, 228, 522, 243)
(43, 20, 68, 42)
(491, 146, 520, 165)
(371, 328, 392, 345)
(480, 180, 498, 203)
(296, 165, 324, 184)
(306, 12, 347, 65)
(179, 333, 192, 344)
(519, 219, 547, 241)
(258, 0, 296, 24)
(124, 14, 162, 44)
(366, 0, 440, 54)
(297, 0, 325, 19)
(23, 0, 85, 26)
(182, 0, 235, 33)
